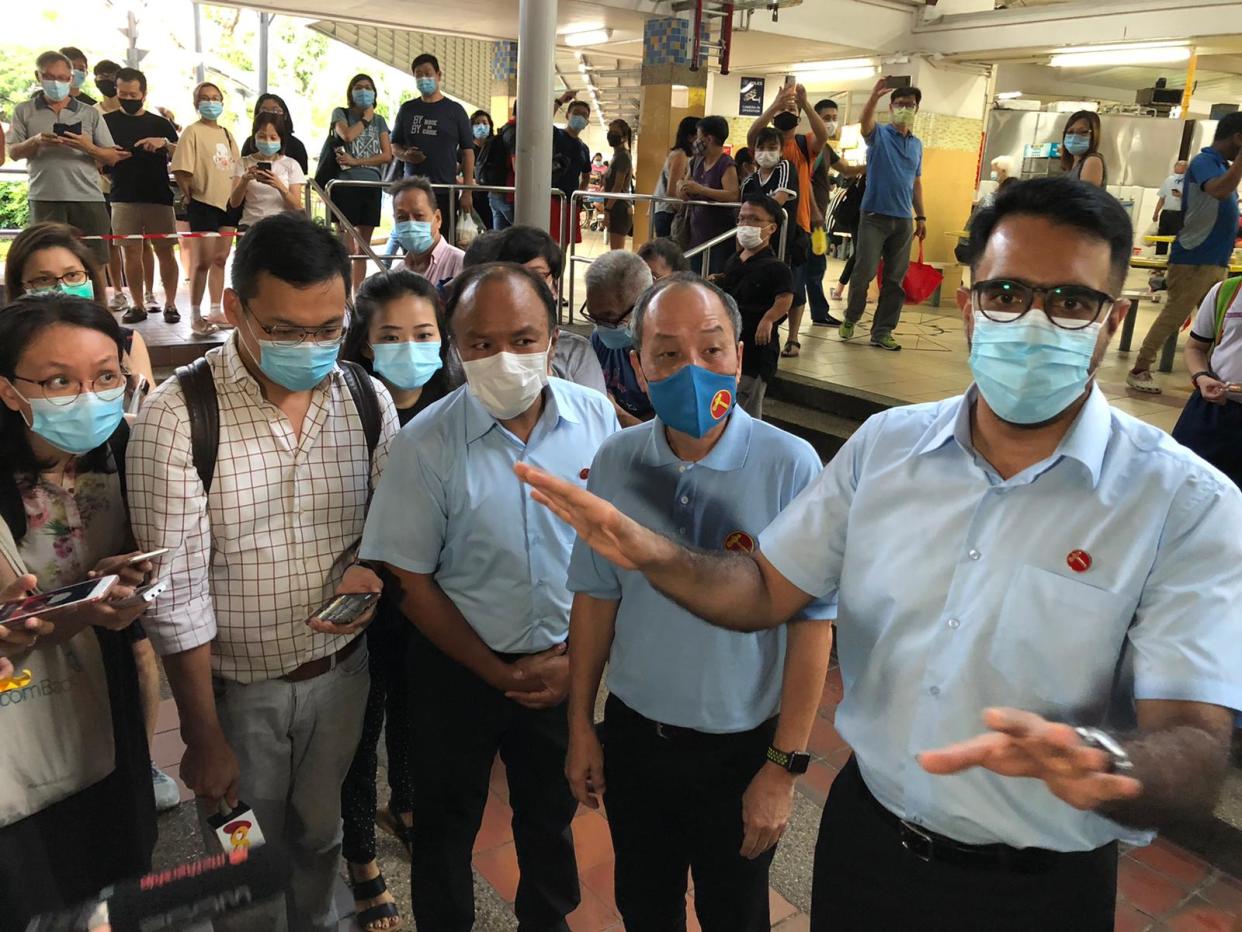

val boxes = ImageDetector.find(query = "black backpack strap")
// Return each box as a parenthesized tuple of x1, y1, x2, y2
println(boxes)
(338, 361, 381, 465)
(107, 419, 131, 502)
(174, 356, 220, 494)
(795, 133, 810, 165)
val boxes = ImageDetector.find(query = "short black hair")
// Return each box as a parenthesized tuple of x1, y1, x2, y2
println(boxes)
(492, 225, 563, 281)
(742, 192, 783, 224)
(814, 98, 838, 112)
(734, 146, 754, 168)
(443, 262, 557, 337)
(755, 126, 783, 149)
(230, 213, 351, 302)
(967, 177, 1133, 290)
(115, 67, 146, 93)
(567, 100, 591, 118)
(94, 59, 122, 77)
(412, 53, 440, 74)
(698, 115, 729, 147)
(638, 237, 690, 273)
(59, 46, 86, 66)
(462, 230, 503, 267)
(892, 85, 923, 107)
(390, 176, 438, 214)
(1216, 112, 1242, 141)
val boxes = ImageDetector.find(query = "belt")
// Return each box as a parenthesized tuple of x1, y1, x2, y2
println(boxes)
(850, 759, 1061, 873)
(281, 635, 362, 683)
(607, 695, 774, 747)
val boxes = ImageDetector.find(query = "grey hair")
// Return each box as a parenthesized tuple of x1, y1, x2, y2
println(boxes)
(584, 249, 653, 301)
(631, 272, 742, 349)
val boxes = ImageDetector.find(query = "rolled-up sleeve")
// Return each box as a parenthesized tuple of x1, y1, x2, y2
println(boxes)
(360, 428, 446, 574)
(124, 382, 217, 655)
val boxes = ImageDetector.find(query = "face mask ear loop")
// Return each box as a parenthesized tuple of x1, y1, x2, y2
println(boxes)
(3, 378, 36, 429)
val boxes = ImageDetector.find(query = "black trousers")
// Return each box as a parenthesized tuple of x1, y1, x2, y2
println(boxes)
(340, 613, 415, 864)
(602, 695, 777, 932)
(408, 630, 579, 932)
(811, 757, 1117, 931)
(1156, 209, 1184, 256)
(1173, 390, 1242, 488)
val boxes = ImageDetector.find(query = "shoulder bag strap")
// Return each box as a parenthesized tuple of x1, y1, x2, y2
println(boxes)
(174, 356, 220, 494)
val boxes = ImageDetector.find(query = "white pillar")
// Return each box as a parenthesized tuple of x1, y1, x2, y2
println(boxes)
(258, 13, 273, 95)
(514, 0, 557, 229)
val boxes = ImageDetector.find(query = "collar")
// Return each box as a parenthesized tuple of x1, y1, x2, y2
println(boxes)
(740, 245, 776, 262)
(641, 405, 753, 472)
(462, 376, 577, 444)
(35, 95, 81, 113)
(915, 384, 1110, 488)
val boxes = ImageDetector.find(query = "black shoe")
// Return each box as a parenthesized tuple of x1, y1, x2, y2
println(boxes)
(812, 314, 843, 327)
(121, 306, 148, 324)
(163, 304, 182, 324)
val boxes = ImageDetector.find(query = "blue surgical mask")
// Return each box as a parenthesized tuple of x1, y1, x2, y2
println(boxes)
(568, 114, 589, 133)
(594, 325, 632, 351)
(71, 69, 87, 89)
(21, 390, 125, 456)
(645, 363, 736, 438)
(968, 311, 1099, 425)
(42, 79, 71, 102)
(242, 316, 339, 391)
(1064, 133, 1090, 156)
(255, 140, 281, 157)
(198, 100, 224, 120)
(352, 88, 376, 108)
(371, 340, 443, 390)
(394, 219, 434, 255)
(472, 123, 490, 140)
(416, 77, 438, 97)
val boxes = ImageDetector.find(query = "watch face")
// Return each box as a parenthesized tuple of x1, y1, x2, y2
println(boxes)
(789, 752, 811, 775)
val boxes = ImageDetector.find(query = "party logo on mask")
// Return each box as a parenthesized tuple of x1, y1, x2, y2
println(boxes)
(710, 389, 733, 420)
(724, 531, 755, 553)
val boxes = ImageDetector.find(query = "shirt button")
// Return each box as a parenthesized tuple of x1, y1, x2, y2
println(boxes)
(680, 495, 689, 505)
(929, 686, 941, 697)
(678, 465, 687, 473)
(968, 549, 981, 561)
(947, 618, 960, 629)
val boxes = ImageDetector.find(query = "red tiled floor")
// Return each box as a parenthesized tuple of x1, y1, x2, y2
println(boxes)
(472, 790, 515, 854)
(580, 859, 618, 916)
(770, 887, 798, 925)
(1201, 876, 1242, 914)
(685, 893, 703, 932)
(571, 809, 616, 872)
(1119, 859, 1192, 919)
(1164, 897, 1235, 932)
(150, 729, 186, 769)
(1115, 900, 1155, 932)
(489, 757, 510, 806)
(807, 717, 848, 760)
(567, 884, 622, 931)
(774, 914, 811, 932)
(473, 840, 521, 903)
(155, 697, 180, 735)
(1131, 841, 1214, 891)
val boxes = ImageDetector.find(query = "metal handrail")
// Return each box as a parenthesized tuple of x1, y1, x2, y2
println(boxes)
(310, 180, 384, 268)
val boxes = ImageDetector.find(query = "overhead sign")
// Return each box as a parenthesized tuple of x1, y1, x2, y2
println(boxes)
(739, 77, 765, 116)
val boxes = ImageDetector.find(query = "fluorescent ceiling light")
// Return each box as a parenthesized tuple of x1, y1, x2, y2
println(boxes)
(792, 58, 875, 71)
(564, 28, 613, 47)
(796, 66, 878, 83)
(996, 91, 1023, 100)
(1050, 45, 1189, 68)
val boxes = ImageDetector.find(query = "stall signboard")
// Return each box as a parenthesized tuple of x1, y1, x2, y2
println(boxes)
(739, 77, 765, 116)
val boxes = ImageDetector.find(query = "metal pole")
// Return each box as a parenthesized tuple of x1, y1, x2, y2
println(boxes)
(258, 13, 272, 95)
(192, 2, 205, 85)
(514, 0, 557, 229)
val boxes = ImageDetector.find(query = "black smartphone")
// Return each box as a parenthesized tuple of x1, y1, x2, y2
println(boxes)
(883, 75, 912, 90)
(255, 161, 273, 173)
(311, 591, 379, 625)
(52, 122, 82, 137)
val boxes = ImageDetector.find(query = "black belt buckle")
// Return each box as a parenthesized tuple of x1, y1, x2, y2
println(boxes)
(899, 820, 934, 862)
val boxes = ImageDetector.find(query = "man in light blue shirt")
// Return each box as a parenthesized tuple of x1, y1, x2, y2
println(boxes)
(361, 263, 617, 930)
(565, 275, 834, 931)
(840, 78, 926, 351)
(517, 178, 1242, 931)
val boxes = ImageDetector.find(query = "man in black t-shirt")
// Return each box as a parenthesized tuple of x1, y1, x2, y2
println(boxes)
(103, 68, 181, 323)
(550, 97, 593, 246)
(391, 53, 475, 222)
(716, 194, 794, 419)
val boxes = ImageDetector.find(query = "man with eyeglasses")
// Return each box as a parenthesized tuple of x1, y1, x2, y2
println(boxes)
(127, 213, 399, 932)
(515, 177, 1242, 929)
(584, 248, 654, 426)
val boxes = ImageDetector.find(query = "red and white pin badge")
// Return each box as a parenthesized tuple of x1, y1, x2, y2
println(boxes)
(1066, 549, 1093, 573)
(579, 467, 590, 480)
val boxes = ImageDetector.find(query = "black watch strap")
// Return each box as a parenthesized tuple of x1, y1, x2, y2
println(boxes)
(1191, 369, 1217, 388)
(766, 745, 811, 774)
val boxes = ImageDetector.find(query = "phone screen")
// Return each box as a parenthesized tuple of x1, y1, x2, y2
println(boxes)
(0, 576, 115, 626)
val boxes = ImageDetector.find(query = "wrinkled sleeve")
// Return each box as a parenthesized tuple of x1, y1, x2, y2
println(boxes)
(360, 426, 446, 575)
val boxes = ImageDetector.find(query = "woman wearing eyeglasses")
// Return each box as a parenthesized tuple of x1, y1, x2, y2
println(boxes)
(0, 294, 160, 930)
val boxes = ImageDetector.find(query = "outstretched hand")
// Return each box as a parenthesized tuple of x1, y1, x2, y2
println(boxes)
(918, 708, 1143, 811)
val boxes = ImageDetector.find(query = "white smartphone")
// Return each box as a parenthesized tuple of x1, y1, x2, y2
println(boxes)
(126, 548, 171, 565)
(0, 575, 118, 627)
(111, 578, 168, 609)
(784, 74, 796, 88)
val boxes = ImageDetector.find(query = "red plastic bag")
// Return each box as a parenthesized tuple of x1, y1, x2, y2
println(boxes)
(878, 241, 944, 306)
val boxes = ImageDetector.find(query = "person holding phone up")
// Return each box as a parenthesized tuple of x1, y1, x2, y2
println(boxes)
(0, 294, 160, 932)
(229, 111, 305, 230)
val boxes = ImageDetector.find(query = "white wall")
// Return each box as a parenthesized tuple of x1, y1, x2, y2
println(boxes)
(908, 60, 990, 119)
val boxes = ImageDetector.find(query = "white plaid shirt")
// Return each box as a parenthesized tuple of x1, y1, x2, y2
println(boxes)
(126, 336, 398, 683)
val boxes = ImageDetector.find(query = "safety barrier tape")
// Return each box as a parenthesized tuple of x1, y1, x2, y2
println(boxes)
(78, 231, 243, 241)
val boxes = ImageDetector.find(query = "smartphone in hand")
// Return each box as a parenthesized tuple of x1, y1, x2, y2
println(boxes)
(310, 592, 379, 626)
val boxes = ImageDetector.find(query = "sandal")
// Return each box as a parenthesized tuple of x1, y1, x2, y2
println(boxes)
(781, 340, 801, 358)
(190, 317, 219, 336)
(375, 803, 412, 859)
(348, 869, 402, 932)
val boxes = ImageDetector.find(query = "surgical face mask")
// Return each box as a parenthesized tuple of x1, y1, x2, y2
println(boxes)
(823, 120, 839, 137)
(692, 138, 707, 156)
(119, 98, 143, 115)
(968, 310, 1100, 425)
(352, 88, 376, 108)
(989, 170, 999, 181)
(472, 123, 490, 140)
(371, 340, 443, 390)
(568, 114, 589, 133)
(773, 112, 799, 133)
(29, 280, 97, 299)
(96, 78, 117, 99)
(394, 219, 434, 255)
(416, 76, 438, 96)
(461, 343, 551, 421)
(736, 224, 767, 251)
(242, 315, 339, 392)
(593, 324, 632, 351)
(255, 139, 282, 157)
(71, 69, 87, 89)
(755, 150, 781, 169)
(1064, 133, 1091, 156)
(891, 106, 917, 128)
(645, 362, 736, 439)
(19, 389, 125, 456)
(198, 100, 224, 120)
(42, 79, 71, 102)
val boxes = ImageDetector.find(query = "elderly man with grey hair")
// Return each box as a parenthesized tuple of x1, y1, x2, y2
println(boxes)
(585, 248, 656, 426)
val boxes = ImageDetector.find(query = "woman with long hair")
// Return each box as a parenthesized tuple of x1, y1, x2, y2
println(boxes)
(330, 74, 394, 289)
(652, 115, 699, 238)
(240, 93, 309, 172)
(1060, 110, 1107, 188)
(229, 112, 306, 228)
(469, 109, 495, 233)
(604, 118, 634, 250)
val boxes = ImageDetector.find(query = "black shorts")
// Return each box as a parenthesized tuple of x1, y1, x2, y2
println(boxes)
(330, 184, 383, 228)
(187, 199, 242, 232)
(608, 201, 632, 236)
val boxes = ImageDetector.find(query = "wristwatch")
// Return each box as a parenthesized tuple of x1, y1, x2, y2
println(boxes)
(1191, 369, 1217, 389)
(1074, 726, 1134, 773)
(766, 745, 811, 775)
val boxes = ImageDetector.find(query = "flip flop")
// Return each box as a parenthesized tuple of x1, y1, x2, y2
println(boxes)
(781, 340, 801, 358)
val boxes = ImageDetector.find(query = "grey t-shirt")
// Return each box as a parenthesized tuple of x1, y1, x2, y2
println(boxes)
(390, 97, 473, 186)
(330, 108, 390, 181)
(8, 96, 114, 202)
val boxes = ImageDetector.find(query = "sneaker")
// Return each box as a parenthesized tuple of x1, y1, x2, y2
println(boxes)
(163, 304, 182, 324)
(107, 293, 128, 312)
(812, 314, 843, 327)
(121, 306, 149, 324)
(1126, 370, 1161, 394)
(839, 321, 856, 341)
(151, 764, 180, 812)
(870, 334, 902, 352)
(144, 296, 161, 313)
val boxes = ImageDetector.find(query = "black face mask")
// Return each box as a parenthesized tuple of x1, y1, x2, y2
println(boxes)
(119, 98, 143, 115)
(773, 112, 799, 132)
(607, 132, 623, 147)
(96, 79, 117, 99)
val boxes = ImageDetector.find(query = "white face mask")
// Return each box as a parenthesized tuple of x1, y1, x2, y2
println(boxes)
(736, 224, 766, 251)
(823, 120, 838, 137)
(461, 342, 551, 420)
(755, 150, 781, 169)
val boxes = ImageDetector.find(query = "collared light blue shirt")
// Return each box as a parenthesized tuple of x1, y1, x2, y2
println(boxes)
(761, 386, 1242, 851)
(860, 122, 922, 219)
(361, 378, 618, 653)
(568, 408, 833, 733)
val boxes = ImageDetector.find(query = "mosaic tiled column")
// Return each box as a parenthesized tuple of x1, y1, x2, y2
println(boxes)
(490, 40, 517, 122)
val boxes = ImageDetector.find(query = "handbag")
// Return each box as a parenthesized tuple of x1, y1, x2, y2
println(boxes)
(901, 242, 944, 306)
(314, 108, 360, 190)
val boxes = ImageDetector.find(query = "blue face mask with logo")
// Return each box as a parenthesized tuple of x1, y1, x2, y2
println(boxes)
(594, 324, 632, 351)
(568, 114, 589, 133)
(1063, 133, 1091, 156)
(371, 340, 443, 390)
(255, 139, 281, 157)
(42, 79, 71, 102)
(394, 219, 434, 255)
(352, 88, 376, 108)
(416, 77, 438, 96)
(22, 390, 125, 455)
(472, 123, 490, 140)
(968, 311, 1099, 425)
(645, 363, 736, 438)
(198, 100, 224, 120)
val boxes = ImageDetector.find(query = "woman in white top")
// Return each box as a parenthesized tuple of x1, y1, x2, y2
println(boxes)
(228, 112, 305, 229)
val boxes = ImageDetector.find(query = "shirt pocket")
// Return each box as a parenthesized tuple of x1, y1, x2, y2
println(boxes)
(988, 564, 1130, 716)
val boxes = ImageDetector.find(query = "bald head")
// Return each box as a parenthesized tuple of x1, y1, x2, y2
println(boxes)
(631, 274, 743, 385)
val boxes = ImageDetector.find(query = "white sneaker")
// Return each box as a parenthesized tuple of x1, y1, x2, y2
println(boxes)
(152, 764, 181, 812)
(1126, 370, 1162, 394)
(107, 293, 128, 311)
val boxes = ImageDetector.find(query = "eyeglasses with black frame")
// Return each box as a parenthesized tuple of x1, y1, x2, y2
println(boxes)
(11, 368, 134, 406)
(24, 269, 90, 293)
(971, 279, 1116, 330)
(242, 300, 346, 347)
(580, 302, 635, 330)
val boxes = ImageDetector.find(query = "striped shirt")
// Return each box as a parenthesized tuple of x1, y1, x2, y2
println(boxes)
(126, 335, 398, 683)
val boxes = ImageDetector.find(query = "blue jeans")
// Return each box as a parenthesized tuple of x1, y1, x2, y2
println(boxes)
(489, 192, 514, 230)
